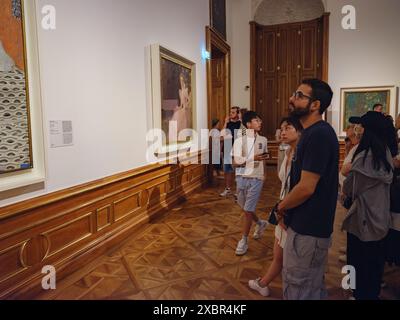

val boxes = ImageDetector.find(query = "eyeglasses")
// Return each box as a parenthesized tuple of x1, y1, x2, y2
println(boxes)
(292, 91, 314, 101)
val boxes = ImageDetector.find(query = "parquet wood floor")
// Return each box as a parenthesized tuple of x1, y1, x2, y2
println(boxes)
(37, 168, 400, 300)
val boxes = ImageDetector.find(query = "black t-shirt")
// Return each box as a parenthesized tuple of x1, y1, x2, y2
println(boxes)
(287, 120, 339, 238)
(224, 121, 242, 150)
(226, 121, 242, 141)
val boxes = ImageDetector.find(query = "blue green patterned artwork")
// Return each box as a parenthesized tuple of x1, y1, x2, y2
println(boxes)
(342, 89, 390, 130)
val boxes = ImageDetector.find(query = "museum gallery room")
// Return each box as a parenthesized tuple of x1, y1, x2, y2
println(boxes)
(0, 0, 399, 301)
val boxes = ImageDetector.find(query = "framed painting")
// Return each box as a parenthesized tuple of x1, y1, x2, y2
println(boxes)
(150, 44, 196, 154)
(340, 86, 397, 135)
(0, 0, 33, 174)
(210, 0, 226, 40)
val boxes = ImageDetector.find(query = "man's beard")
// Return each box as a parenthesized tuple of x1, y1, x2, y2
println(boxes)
(289, 102, 312, 118)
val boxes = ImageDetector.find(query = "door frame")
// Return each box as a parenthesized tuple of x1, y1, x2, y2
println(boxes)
(206, 26, 231, 129)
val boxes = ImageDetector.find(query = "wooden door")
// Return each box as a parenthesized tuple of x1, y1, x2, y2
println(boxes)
(301, 20, 319, 80)
(206, 27, 231, 129)
(261, 28, 277, 138)
(210, 55, 226, 126)
(251, 16, 329, 141)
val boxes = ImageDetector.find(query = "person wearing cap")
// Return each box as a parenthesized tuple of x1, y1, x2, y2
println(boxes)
(338, 122, 362, 264)
(276, 79, 338, 300)
(342, 111, 394, 300)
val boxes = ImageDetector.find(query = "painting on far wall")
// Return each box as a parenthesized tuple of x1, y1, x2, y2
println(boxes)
(160, 54, 193, 144)
(340, 86, 397, 134)
(0, 0, 33, 174)
(210, 0, 226, 40)
(150, 44, 196, 151)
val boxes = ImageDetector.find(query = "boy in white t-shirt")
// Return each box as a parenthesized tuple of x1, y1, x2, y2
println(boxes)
(232, 111, 269, 256)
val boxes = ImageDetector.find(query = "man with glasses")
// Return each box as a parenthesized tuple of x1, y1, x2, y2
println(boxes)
(277, 79, 339, 300)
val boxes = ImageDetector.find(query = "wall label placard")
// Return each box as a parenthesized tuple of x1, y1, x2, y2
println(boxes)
(49, 120, 73, 148)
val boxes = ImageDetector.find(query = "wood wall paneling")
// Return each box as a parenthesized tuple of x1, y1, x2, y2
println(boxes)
(96, 205, 112, 232)
(0, 162, 208, 299)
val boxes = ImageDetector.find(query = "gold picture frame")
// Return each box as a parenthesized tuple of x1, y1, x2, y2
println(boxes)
(150, 44, 197, 155)
(340, 85, 397, 135)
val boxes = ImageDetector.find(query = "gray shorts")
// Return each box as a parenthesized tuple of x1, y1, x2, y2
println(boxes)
(282, 228, 332, 300)
(236, 176, 263, 213)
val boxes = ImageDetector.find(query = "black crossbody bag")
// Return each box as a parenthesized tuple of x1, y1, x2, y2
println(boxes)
(268, 169, 291, 226)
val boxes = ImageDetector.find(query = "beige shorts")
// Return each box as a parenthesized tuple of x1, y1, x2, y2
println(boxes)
(274, 225, 287, 249)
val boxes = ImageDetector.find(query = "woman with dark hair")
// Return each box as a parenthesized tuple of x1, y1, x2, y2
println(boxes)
(248, 116, 302, 297)
(384, 114, 400, 267)
(342, 111, 394, 300)
(385, 114, 399, 158)
(395, 114, 400, 136)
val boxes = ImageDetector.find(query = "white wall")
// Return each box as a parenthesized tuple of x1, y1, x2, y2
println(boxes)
(227, 0, 252, 110)
(326, 0, 400, 134)
(0, 0, 209, 206)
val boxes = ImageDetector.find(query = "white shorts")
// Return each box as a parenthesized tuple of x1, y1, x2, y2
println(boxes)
(275, 224, 287, 249)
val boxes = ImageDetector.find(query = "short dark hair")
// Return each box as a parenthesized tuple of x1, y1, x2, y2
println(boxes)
(242, 111, 260, 128)
(301, 78, 333, 114)
(231, 106, 240, 113)
(373, 103, 383, 110)
(211, 118, 220, 128)
(279, 116, 303, 132)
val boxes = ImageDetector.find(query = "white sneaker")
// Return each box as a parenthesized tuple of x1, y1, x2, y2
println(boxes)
(248, 278, 270, 297)
(220, 188, 232, 197)
(235, 239, 248, 256)
(253, 220, 268, 239)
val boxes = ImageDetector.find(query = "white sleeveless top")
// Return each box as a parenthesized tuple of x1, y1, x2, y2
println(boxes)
(278, 148, 292, 200)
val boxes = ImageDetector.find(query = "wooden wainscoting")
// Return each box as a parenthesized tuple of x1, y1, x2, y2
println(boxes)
(267, 141, 279, 166)
(0, 160, 208, 299)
